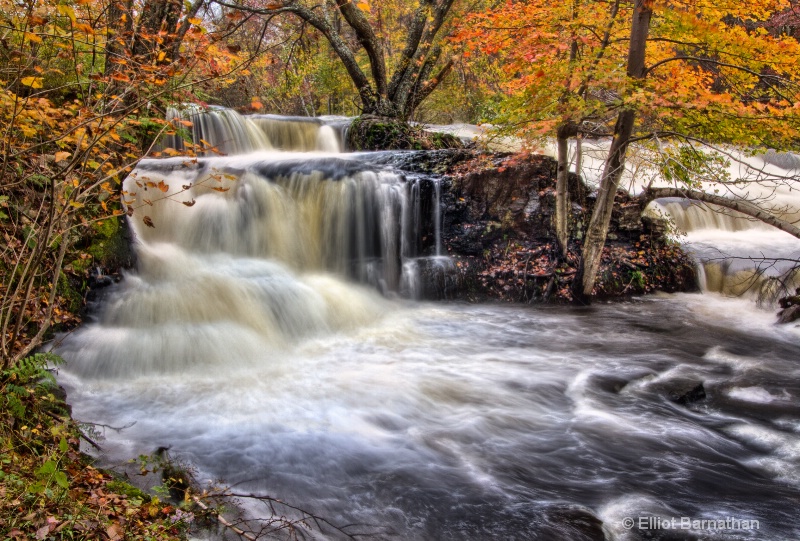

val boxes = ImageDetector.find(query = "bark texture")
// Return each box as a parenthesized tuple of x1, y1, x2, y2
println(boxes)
(215, 0, 457, 118)
(574, 0, 653, 301)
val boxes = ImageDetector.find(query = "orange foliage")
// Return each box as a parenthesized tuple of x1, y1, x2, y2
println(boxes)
(455, 0, 800, 148)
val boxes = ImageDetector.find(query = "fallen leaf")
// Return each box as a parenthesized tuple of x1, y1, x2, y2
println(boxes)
(106, 523, 122, 541)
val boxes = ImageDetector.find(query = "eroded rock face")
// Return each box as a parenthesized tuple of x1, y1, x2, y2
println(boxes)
(409, 151, 697, 302)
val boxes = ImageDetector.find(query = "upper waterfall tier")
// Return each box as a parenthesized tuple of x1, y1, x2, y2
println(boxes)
(158, 107, 347, 155)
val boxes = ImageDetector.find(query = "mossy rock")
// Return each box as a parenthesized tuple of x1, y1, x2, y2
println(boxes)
(69, 216, 136, 275)
(347, 116, 463, 151)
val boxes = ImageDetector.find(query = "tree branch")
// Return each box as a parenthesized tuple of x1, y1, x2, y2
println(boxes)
(642, 187, 800, 239)
(335, 0, 387, 98)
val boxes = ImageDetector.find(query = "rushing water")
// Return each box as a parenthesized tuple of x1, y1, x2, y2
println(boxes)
(55, 111, 800, 540)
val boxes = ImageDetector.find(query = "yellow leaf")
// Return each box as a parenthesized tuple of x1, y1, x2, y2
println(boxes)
(188, 17, 202, 25)
(69, 201, 85, 208)
(57, 4, 76, 22)
(25, 32, 42, 43)
(21, 77, 43, 89)
(356, 1, 370, 12)
(75, 22, 94, 35)
(54, 151, 70, 162)
(157, 51, 166, 62)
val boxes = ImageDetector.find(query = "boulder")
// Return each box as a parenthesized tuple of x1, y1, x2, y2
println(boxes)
(777, 304, 800, 324)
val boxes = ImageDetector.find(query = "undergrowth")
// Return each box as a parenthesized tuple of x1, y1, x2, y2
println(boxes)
(0, 353, 196, 540)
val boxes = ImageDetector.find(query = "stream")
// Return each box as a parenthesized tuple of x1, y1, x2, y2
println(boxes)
(54, 110, 800, 540)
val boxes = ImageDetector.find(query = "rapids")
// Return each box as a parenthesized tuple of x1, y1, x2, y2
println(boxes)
(55, 110, 800, 540)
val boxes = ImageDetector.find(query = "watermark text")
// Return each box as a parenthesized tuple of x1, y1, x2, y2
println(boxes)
(621, 516, 759, 532)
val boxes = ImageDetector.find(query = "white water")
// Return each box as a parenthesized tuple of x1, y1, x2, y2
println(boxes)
(540, 138, 800, 298)
(56, 111, 800, 540)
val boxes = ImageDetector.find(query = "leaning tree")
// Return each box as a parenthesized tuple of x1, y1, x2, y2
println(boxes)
(460, 0, 800, 302)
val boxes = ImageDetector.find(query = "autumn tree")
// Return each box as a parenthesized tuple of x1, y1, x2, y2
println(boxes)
(212, 0, 464, 119)
(459, 0, 800, 302)
(0, 0, 245, 367)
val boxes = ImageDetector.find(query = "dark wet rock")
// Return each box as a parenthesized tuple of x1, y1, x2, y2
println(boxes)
(660, 380, 707, 405)
(422, 152, 696, 302)
(777, 305, 800, 324)
(346, 116, 463, 151)
(542, 505, 606, 541)
(777, 289, 800, 323)
(89, 267, 115, 289)
(594, 371, 656, 394)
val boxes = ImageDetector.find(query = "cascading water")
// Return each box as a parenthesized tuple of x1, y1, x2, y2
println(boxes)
(646, 151, 800, 299)
(159, 107, 345, 154)
(55, 113, 800, 540)
(559, 138, 800, 299)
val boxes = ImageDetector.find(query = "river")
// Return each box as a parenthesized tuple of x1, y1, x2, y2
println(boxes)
(55, 110, 800, 540)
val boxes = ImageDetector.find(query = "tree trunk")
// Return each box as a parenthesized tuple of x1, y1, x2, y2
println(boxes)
(555, 123, 577, 257)
(214, 0, 456, 119)
(575, 109, 637, 300)
(573, 0, 652, 302)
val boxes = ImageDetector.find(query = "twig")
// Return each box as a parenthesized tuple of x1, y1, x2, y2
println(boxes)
(192, 496, 258, 541)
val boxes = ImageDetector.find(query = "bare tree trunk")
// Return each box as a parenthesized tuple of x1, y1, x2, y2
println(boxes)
(574, 0, 652, 302)
(555, 124, 573, 256)
(575, 109, 637, 300)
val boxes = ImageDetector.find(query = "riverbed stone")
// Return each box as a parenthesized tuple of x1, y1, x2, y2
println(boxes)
(777, 303, 800, 324)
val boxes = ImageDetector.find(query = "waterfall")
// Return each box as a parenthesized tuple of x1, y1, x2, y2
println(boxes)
(648, 194, 800, 299)
(60, 109, 449, 377)
(53, 112, 800, 539)
(249, 115, 344, 152)
(159, 108, 347, 154)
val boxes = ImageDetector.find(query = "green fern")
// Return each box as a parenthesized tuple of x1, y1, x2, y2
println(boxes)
(1, 352, 65, 423)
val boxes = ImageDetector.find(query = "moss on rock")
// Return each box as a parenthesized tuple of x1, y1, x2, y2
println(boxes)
(346, 115, 463, 151)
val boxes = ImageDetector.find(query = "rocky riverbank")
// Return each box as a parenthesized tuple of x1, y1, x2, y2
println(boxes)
(372, 149, 698, 302)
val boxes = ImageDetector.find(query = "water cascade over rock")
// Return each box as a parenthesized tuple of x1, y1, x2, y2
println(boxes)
(60, 109, 446, 378)
(54, 112, 800, 540)
(647, 153, 800, 299)
(159, 107, 347, 154)
(562, 138, 800, 300)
